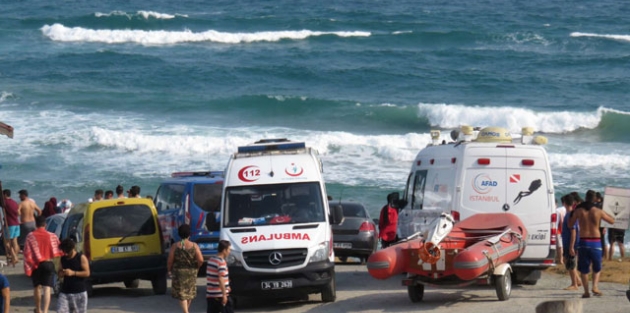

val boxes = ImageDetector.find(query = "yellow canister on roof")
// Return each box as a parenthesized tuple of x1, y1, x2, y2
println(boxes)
(476, 127, 512, 143)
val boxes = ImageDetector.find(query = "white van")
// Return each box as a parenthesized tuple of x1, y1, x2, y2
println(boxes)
(397, 126, 556, 284)
(220, 139, 343, 302)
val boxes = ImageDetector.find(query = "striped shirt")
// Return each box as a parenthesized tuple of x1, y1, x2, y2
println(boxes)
(23, 227, 62, 276)
(206, 256, 230, 298)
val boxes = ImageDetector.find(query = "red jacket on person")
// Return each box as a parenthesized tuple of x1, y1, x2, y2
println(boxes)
(378, 205, 398, 242)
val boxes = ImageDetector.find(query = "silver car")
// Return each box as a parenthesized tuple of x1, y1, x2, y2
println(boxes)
(330, 201, 378, 263)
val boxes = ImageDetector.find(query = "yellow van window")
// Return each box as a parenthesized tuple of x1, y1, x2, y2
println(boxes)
(92, 205, 156, 239)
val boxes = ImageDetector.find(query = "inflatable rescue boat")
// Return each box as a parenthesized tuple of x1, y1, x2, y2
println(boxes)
(367, 212, 527, 301)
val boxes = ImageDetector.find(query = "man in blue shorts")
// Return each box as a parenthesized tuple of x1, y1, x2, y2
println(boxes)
(568, 191, 615, 298)
(3, 190, 20, 266)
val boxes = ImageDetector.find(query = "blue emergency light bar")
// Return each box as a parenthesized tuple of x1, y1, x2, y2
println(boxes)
(171, 171, 223, 178)
(237, 140, 306, 153)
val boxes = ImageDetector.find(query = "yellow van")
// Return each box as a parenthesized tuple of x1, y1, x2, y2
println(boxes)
(60, 198, 167, 295)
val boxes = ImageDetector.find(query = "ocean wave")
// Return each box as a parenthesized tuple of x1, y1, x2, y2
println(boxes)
(570, 32, 630, 43)
(94, 10, 188, 20)
(549, 153, 630, 170)
(0, 91, 15, 103)
(392, 30, 413, 35)
(40, 23, 371, 45)
(415, 103, 630, 134)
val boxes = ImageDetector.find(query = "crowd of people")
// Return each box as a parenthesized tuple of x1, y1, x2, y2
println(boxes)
(0, 184, 235, 313)
(556, 190, 620, 299)
(0, 184, 148, 313)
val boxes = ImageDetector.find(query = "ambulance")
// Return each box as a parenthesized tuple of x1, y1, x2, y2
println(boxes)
(220, 139, 343, 302)
(397, 126, 556, 285)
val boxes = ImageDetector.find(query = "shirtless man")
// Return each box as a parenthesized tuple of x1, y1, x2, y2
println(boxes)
(18, 190, 42, 247)
(568, 191, 615, 298)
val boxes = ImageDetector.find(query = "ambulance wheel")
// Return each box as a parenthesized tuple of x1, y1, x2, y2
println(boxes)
(124, 279, 140, 288)
(321, 273, 336, 302)
(407, 283, 424, 303)
(495, 271, 512, 301)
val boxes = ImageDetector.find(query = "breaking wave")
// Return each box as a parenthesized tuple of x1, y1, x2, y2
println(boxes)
(570, 32, 630, 43)
(40, 23, 371, 45)
(94, 10, 188, 20)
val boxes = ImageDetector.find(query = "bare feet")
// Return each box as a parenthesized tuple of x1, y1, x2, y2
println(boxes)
(592, 289, 603, 296)
(564, 286, 579, 290)
(582, 293, 590, 298)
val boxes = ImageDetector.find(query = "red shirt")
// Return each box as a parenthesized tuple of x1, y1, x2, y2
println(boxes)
(4, 198, 19, 226)
(378, 205, 398, 242)
(23, 228, 62, 276)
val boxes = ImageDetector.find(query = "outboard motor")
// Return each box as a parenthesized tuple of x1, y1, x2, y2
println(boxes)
(419, 213, 455, 264)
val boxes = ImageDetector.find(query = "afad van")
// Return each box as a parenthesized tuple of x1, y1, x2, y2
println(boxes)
(220, 139, 343, 302)
(397, 126, 556, 285)
(154, 171, 223, 259)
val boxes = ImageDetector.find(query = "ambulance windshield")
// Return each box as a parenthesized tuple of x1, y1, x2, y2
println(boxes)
(224, 182, 326, 227)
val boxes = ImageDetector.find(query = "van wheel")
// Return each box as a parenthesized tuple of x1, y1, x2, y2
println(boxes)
(407, 283, 424, 303)
(124, 279, 140, 289)
(86, 281, 94, 297)
(494, 272, 512, 301)
(152, 272, 168, 295)
(321, 273, 336, 302)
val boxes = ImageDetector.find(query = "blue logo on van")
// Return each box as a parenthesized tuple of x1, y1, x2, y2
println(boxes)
(472, 174, 497, 194)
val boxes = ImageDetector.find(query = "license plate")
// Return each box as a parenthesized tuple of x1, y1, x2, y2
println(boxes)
(111, 245, 139, 253)
(261, 280, 292, 290)
(333, 242, 352, 249)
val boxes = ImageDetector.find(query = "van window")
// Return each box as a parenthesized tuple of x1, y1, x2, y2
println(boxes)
(63, 214, 84, 243)
(193, 184, 222, 212)
(92, 205, 156, 239)
(224, 182, 325, 227)
(155, 184, 185, 212)
(410, 170, 427, 210)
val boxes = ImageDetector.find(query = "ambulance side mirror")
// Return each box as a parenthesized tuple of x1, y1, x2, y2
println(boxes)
(330, 205, 344, 225)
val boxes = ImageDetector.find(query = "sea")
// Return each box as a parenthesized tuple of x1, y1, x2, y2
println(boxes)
(1, 0, 629, 250)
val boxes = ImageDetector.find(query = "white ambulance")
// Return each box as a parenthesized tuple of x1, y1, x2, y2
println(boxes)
(220, 139, 343, 302)
(397, 126, 557, 284)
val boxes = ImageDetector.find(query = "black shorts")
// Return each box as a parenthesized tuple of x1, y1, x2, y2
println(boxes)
(31, 261, 55, 287)
(608, 228, 625, 244)
(207, 296, 233, 313)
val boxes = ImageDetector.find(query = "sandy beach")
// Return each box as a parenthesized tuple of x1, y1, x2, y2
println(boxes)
(3, 258, 629, 313)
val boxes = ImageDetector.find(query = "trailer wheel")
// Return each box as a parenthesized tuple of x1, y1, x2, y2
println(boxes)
(407, 283, 424, 303)
(494, 271, 512, 301)
(321, 272, 336, 302)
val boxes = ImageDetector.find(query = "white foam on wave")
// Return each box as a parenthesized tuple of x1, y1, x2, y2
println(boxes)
(549, 153, 630, 170)
(40, 23, 371, 45)
(571, 32, 630, 43)
(0, 91, 14, 103)
(95, 11, 188, 20)
(504, 32, 550, 46)
(392, 30, 412, 35)
(415, 103, 627, 134)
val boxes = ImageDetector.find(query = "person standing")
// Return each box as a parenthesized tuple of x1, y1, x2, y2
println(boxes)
(23, 215, 62, 313)
(555, 197, 566, 265)
(3, 190, 20, 266)
(18, 189, 42, 247)
(207, 240, 232, 313)
(115, 185, 126, 199)
(57, 238, 90, 313)
(568, 191, 615, 298)
(168, 224, 204, 313)
(561, 195, 580, 290)
(0, 272, 9, 313)
(378, 193, 399, 248)
(42, 197, 57, 218)
(90, 190, 104, 202)
(129, 186, 141, 198)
